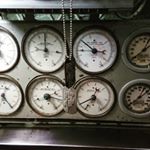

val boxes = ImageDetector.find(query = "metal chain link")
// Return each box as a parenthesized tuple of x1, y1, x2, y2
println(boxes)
(61, 0, 73, 61)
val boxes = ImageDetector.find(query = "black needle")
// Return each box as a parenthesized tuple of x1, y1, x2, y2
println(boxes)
(79, 98, 92, 105)
(1, 93, 13, 108)
(81, 40, 106, 54)
(132, 88, 150, 104)
(79, 88, 98, 105)
(131, 38, 150, 60)
(81, 40, 94, 50)
(44, 32, 46, 50)
(78, 49, 106, 54)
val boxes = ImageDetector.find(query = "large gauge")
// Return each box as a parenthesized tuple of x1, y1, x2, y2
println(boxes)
(22, 26, 66, 73)
(0, 75, 23, 115)
(73, 28, 117, 73)
(119, 79, 150, 118)
(26, 75, 64, 116)
(122, 28, 150, 73)
(74, 77, 115, 117)
(0, 27, 19, 72)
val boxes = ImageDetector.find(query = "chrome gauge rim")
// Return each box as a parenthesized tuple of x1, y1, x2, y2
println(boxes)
(22, 25, 66, 73)
(122, 28, 150, 73)
(26, 75, 65, 116)
(0, 27, 19, 72)
(74, 76, 115, 117)
(73, 28, 117, 74)
(0, 75, 23, 115)
(119, 79, 150, 118)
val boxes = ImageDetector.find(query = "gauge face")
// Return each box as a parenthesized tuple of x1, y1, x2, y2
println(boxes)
(73, 28, 117, 73)
(122, 29, 150, 72)
(23, 26, 66, 73)
(26, 76, 64, 116)
(119, 79, 150, 118)
(0, 28, 19, 72)
(75, 77, 115, 117)
(0, 76, 23, 115)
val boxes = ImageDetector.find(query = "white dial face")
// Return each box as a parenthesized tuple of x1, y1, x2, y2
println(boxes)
(0, 76, 23, 115)
(73, 29, 117, 73)
(27, 76, 64, 116)
(23, 27, 66, 73)
(76, 77, 115, 117)
(119, 79, 150, 117)
(0, 29, 19, 72)
(122, 29, 150, 73)
(127, 34, 150, 69)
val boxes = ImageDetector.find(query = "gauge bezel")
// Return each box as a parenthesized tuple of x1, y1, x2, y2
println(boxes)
(26, 75, 65, 117)
(74, 76, 116, 117)
(119, 79, 150, 118)
(73, 26, 118, 74)
(22, 25, 66, 73)
(122, 28, 150, 73)
(0, 75, 24, 116)
(0, 26, 20, 73)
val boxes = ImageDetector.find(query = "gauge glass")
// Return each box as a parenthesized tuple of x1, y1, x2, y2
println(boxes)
(0, 76, 23, 115)
(122, 29, 150, 72)
(23, 26, 66, 73)
(75, 77, 115, 117)
(73, 29, 117, 73)
(119, 79, 150, 118)
(26, 76, 64, 116)
(0, 28, 19, 72)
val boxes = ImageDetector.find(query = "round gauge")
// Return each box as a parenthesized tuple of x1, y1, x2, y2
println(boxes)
(119, 79, 150, 118)
(0, 27, 19, 72)
(0, 75, 23, 115)
(22, 26, 66, 73)
(122, 28, 150, 72)
(74, 77, 115, 117)
(26, 75, 64, 116)
(73, 28, 117, 73)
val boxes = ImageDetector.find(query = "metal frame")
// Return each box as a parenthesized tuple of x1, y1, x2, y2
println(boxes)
(0, 0, 133, 10)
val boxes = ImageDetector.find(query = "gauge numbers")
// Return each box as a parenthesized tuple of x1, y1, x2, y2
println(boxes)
(75, 77, 115, 117)
(0, 75, 23, 115)
(26, 76, 64, 116)
(122, 28, 150, 72)
(73, 28, 117, 73)
(23, 26, 66, 73)
(119, 79, 150, 118)
(0, 28, 19, 72)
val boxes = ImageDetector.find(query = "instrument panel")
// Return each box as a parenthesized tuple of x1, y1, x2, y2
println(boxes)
(0, 20, 150, 125)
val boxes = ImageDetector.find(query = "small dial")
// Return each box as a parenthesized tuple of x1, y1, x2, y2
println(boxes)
(26, 76, 64, 116)
(122, 28, 150, 72)
(0, 75, 23, 115)
(75, 77, 115, 117)
(73, 28, 117, 73)
(119, 79, 150, 118)
(0, 27, 19, 72)
(22, 26, 66, 73)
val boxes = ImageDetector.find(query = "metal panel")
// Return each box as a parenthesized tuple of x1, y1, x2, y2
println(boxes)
(0, 0, 133, 9)
(0, 20, 149, 125)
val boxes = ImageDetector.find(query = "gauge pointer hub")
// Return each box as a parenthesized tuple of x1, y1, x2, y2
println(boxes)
(44, 93, 51, 100)
(44, 48, 49, 53)
(81, 40, 106, 55)
(91, 94, 96, 101)
(92, 48, 97, 54)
